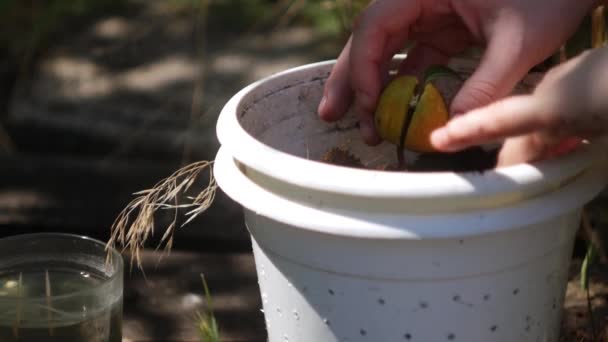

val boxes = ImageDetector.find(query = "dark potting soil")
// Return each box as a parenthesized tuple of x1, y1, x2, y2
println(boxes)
(409, 147, 499, 172)
(321, 145, 499, 173)
(320, 146, 367, 169)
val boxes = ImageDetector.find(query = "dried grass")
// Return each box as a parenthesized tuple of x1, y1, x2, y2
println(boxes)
(106, 160, 216, 270)
(107, 0, 216, 270)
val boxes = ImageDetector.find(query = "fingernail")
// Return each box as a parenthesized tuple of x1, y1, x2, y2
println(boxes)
(430, 129, 447, 147)
(318, 95, 328, 116)
(319, 95, 327, 111)
(431, 129, 459, 152)
(360, 118, 381, 145)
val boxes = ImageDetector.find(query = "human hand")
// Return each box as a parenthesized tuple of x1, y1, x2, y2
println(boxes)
(431, 47, 608, 166)
(318, 0, 595, 145)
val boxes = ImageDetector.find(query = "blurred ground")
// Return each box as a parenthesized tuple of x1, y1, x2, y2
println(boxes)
(0, 0, 607, 341)
(0, 0, 340, 242)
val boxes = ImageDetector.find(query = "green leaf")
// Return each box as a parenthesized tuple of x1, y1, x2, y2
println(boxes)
(195, 274, 221, 342)
(422, 64, 463, 85)
(580, 243, 597, 290)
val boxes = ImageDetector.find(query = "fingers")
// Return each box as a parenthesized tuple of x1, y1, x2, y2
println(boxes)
(318, 37, 354, 122)
(496, 135, 582, 167)
(349, 0, 421, 110)
(430, 91, 582, 166)
(319, 0, 420, 144)
(397, 25, 471, 80)
(496, 134, 555, 167)
(433, 45, 608, 153)
(398, 44, 448, 81)
(348, 0, 422, 144)
(431, 95, 549, 151)
(450, 19, 532, 115)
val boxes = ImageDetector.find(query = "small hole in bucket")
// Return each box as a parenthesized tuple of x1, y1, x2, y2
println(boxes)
(360, 329, 367, 336)
(404, 333, 412, 340)
(447, 333, 455, 340)
(328, 289, 335, 296)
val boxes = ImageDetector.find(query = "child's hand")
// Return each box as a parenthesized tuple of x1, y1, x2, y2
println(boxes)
(318, 0, 595, 145)
(431, 47, 608, 166)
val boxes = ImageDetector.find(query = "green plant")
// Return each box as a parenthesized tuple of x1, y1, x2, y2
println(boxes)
(581, 240, 598, 341)
(576, 7, 607, 342)
(194, 274, 220, 342)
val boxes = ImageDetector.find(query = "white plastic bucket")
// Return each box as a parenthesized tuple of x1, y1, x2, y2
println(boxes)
(214, 58, 608, 342)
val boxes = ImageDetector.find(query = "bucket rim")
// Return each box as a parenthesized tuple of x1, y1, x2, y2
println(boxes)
(216, 57, 607, 202)
(214, 146, 607, 238)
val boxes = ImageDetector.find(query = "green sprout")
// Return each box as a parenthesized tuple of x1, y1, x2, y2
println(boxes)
(195, 274, 220, 342)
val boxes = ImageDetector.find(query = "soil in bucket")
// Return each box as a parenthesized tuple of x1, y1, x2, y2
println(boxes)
(321, 144, 499, 172)
(320, 65, 500, 173)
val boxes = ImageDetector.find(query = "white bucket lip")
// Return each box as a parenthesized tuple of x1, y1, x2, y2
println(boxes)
(214, 146, 605, 239)
(216, 59, 605, 202)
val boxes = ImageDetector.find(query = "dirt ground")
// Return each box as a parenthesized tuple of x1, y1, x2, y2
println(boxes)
(0, 1, 607, 340)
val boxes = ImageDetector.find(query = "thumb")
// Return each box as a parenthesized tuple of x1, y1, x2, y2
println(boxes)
(451, 25, 532, 115)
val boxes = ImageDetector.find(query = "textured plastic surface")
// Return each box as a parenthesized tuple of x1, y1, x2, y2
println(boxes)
(214, 58, 608, 342)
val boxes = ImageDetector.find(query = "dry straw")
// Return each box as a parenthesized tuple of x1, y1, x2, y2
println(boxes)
(106, 161, 217, 269)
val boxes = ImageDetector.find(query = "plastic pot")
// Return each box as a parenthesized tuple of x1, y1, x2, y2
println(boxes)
(214, 58, 608, 342)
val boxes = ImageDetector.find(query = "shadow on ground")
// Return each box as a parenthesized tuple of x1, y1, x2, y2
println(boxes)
(0, 0, 343, 242)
